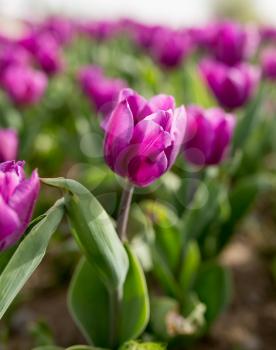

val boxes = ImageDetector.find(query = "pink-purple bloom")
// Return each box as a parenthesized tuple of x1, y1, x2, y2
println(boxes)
(79, 65, 126, 113)
(0, 161, 40, 251)
(200, 59, 260, 110)
(149, 28, 191, 69)
(103, 88, 186, 187)
(18, 32, 64, 75)
(261, 48, 276, 80)
(0, 129, 18, 162)
(204, 21, 259, 66)
(1, 65, 48, 106)
(0, 44, 30, 79)
(183, 105, 236, 166)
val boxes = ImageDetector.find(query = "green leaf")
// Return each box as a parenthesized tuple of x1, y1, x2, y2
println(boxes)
(194, 262, 231, 327)
(217, 174, 273, 251)
(42, 177, 129, 290)
(68, 245, 149, 348)
(179, 179, 222, 243)
(232, 84, 265, 154)
(0, 199, 64, 319)
(179, 241, 201, 293)
(33, 346, 104, 350)
(119, 341, 166, 350)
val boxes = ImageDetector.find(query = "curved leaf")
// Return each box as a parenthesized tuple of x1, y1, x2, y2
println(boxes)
(0, 199, 64, 319)
(42, 177, 129, 290)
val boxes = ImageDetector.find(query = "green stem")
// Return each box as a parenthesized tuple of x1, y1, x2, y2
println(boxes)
(117, 182, 134, 242)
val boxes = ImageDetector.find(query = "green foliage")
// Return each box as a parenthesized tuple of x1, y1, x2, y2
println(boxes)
(42, 177, 129, 290)
(68, 244, 149, 348)
(0, 199, 64, 319)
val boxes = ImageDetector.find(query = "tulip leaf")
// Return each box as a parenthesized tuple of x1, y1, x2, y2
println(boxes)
(194, 262, 231, 327)
(232, 84, 265, 154)
(0, 199, 64, 319)
(42, 177, 129, 290)
(119, 341, 165, 350)
(216, 174, 274, 252)
(33, 346, 104, 350)
(179, 241, 201, 293)
(68, 245, 149, 348)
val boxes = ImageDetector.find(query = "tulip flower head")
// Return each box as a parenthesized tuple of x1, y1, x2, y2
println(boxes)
(0, 129, 18, 162)
(0, 161, 40, 251)
(150, 28, 191, 69)
(183, 105, 236, 167)
(79, 65, 126, 114)
(200, 59, 260, 110)
(103, 88, 186, 187)
(205, 21, 259, 66)
(261, 48, 276, 80)
(2, 65, 48, 106)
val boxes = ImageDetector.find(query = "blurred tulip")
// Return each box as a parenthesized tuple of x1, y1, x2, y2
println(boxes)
(18, 32, 64, 75)
(0, 44, 30, 79)
(260, 26, 276, 43)
(150, 28, 191, 69)
(0, 129, 18, 162)
(0, 160, 40, 251)
(200, 59, 260, 110)
(103, 88, 186, 187)
(39, 16, 75, 45)
(204, 21, 259, 66)
(78, 65, 126, 113)
(2, 65, 48, 106)
(79, 20, 119, 41)
(183, 105, 235, 166)
(261, 48, 276, 80)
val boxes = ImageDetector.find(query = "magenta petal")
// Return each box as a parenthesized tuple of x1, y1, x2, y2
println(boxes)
(148, 94, 176, 111)
(118, 88, 152, 122)
(0, 196, 20, 251)
(131, 117, 172, 158)
(9, 170, 40, 233)
(104, 100, 134, 170)
(128, 151, 168, 187)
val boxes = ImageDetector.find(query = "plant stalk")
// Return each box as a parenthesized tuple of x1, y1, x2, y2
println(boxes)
(117, 182, 134, 242)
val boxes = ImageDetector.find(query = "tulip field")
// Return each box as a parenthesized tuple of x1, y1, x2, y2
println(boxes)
(0, 14, 276, 350)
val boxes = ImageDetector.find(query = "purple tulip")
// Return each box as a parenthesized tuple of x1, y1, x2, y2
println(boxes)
(0, 129, 18, 162)
(183, 105, 236, 166)
(150, 28, 191, 69)
(0, 44, 30, 79)
(261, 48, 276, 80)
(103, 88, 186, 187)
(260, 26, 276, 43)
(79, 20, 119, 41)
(204, 21, 259, 66)
(18, 32, 64, 75)
(0, 160, 40, 251)
(132, 23, 164, 50)
(78, 65, 126, 113)
(200, 59, 260, 110)
(39, 16, 75, 45)
(2, 65, 48, 106)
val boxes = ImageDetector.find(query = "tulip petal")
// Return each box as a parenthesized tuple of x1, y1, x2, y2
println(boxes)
(0, 196, 20, 251)
(128, 151, 168, 187)
(104, 100, 134, 169)
(9, 170, 40, 233)
(148, 94, 175, 111)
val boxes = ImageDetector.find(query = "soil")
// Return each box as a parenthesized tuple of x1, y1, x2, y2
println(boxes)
(1, 209, 276, 350)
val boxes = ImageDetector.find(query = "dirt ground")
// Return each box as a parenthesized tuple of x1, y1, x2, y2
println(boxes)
(1, 207, 276, 350)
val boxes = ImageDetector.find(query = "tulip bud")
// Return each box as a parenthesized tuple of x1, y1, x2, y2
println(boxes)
(1, 65, 48, 106)
(78, 65, 126, 114)
(200, 59, 260, 110)
(183, 105, 235, 166)
(0, 129, 18, 162)
(0, 161, 40, 251)
(150, 28, 191, 69)
(103, 88, 186, 187)
(261, 48, 276, 80)
(205, 21, 259, 66)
